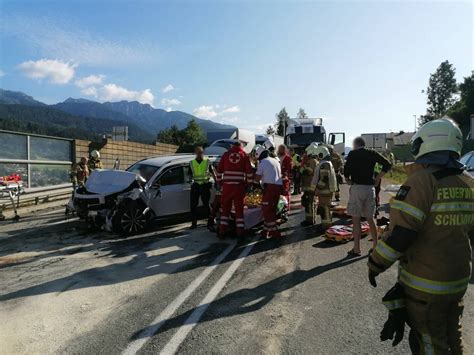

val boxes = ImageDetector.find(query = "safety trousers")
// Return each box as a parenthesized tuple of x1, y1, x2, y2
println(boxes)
(219, 184, 246, 237)
(316, 193, 333, 229)
(209, 192, 221, 227)
(190, 182, 211, 224)
(301, 190, 316, 224)
(262, 184, 282, 237)
(406, 296, 464, 355)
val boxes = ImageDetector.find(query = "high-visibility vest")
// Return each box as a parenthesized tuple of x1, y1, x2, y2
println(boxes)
(374, 162, 383, 174)
(292, 154, 301, 167)
(190, 158, 210, 184)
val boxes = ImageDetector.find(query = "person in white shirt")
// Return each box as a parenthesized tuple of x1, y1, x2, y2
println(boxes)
(254, 146, 283, 239)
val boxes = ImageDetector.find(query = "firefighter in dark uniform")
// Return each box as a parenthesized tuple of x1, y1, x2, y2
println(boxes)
(368, 118, 474, 354)
(328, 145, 343, 201)
(189, 146, 215, 229)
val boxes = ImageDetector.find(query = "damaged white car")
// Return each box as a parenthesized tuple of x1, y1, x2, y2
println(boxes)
(71, 154, 217, 235)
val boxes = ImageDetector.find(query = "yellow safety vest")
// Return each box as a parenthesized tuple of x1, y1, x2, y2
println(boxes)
(190, 158, 210, 184)
(292, 154, 301, 167)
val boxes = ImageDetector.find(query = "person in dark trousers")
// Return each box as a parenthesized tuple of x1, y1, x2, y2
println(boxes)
(189, 146, 216, 229)
(344, 137, 392, 256)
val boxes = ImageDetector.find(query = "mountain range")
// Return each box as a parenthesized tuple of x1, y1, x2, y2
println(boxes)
(0, 89, 234, 143)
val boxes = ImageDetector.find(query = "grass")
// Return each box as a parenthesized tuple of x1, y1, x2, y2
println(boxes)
(385, 164, 408, 184)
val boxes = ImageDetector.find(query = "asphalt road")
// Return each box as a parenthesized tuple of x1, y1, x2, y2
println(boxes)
(0, 184, 473, 354)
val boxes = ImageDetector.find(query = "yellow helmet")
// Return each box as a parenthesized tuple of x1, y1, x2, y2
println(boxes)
(411, 118, 462, 159)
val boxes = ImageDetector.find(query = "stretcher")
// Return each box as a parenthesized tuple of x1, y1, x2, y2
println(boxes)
(324, 221, 370, 243)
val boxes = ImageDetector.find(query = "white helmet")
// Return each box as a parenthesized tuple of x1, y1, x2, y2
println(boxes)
(313, 145, 331, 159)
(255, 145, 268, 160)
(411, 118, 462, 159)
(263, 139, 275, 151)
(91, 150, 101, 159)
(305, 142, 319, 156)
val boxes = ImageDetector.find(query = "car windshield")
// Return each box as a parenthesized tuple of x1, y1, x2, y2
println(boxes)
(127, 163, 160, 182)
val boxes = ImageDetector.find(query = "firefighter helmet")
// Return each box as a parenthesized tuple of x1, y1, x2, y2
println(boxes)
(255, 145, 268, 160)
(411, 118, 463, 159)
(313, 145, 330, 159)
(90, 150, 101, 159)
(305, 143, 319, 156)
(263, 139, 275, 151)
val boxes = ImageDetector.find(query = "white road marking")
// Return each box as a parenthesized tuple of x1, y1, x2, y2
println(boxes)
(122, 242, 236, 355)
(160, 238, 258, 355)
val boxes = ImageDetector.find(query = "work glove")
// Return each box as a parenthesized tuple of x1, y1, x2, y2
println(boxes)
(368, 269, 379, 287)
(380, 309, 407, 346)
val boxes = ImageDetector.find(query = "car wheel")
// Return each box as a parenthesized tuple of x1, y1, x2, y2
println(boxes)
(112, 201, 149, 236)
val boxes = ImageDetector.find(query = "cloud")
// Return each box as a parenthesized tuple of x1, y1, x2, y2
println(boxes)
(2, 17, 156, 66)
(97, 84, 154, 105)
(161, 98, 181, 106)
(162, 84, 174, 93)
(221, 105, 240, 114)
(18, 59, 76, 84)
(75, 74, 105, 88)
(0, 69, 4, 77)
(165, 107, 173, 112)
(80, 86, 98, 97)
(193, 105, 218, 119)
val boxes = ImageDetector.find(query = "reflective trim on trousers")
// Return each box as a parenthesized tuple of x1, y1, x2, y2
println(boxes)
(421, 334, 435, 355)
(399, 266, 469, 295)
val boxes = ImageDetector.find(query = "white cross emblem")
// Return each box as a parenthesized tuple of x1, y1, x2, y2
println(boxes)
(229, 152, 241, 164)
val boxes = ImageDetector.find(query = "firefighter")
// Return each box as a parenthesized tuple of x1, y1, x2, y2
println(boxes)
(255, 145, 283, 239)
(373, 162, 383, 218)
(189, 146, 216, 229)
(70, 157, 89, 188)
(277, 144, 292, 211)
(88, 150, 103, 170)
(300, 143, 319, 226)
(367, 118, 473, 354)
(328, 145, 343, 201)
(216, 141, 253, 239)
(310, 146, 337, 230)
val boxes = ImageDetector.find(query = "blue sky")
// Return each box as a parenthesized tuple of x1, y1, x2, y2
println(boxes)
(0, 0, 472, 140)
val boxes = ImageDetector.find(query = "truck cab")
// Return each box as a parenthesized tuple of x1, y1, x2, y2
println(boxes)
(286, 118, 345, 154)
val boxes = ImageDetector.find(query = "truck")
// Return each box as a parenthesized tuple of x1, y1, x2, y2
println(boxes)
(205, 128, 256, 155)
(361, 133, 387, 152)
(286, 118, 345, 155)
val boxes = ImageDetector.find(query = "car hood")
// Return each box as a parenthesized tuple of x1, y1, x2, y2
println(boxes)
(85, 170, 141, 195)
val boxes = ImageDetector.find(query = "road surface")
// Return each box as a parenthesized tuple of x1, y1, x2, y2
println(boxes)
(0, 184, 473, 354)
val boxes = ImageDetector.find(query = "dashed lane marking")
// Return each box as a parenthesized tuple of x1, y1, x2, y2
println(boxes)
(122, 241, 236, 355)
(160, 238, 258, 355)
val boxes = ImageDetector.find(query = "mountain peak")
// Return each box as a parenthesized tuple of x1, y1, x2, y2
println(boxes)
(0, 89, 46, 106)
(63, 97, 97, 104)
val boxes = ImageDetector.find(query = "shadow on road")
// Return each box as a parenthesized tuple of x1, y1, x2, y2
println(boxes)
(132, 254, 368, 340)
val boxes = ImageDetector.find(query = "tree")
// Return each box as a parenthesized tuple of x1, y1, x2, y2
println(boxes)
(157, 119, 206, 152)
(296, 108, 308, 119)
(275, 107, 289, 136)
(424, 60, 458, 121)
(266, 125, 276, 135)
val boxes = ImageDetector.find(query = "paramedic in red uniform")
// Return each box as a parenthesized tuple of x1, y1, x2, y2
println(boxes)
(277, 144, 292, 211)
(255, 146, 283, 239)
(216, 141, 253, 239)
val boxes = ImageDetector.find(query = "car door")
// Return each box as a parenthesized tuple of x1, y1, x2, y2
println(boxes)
(149, 165, 191, 217)
(328, 132, 345, 155)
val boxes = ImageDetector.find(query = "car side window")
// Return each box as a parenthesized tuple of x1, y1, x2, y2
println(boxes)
(159, 166, 185, 186)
